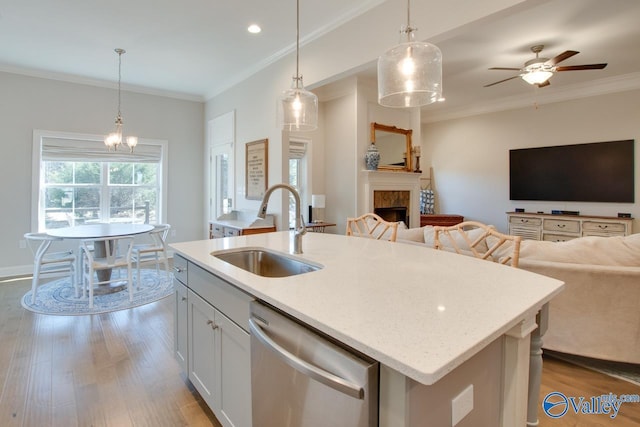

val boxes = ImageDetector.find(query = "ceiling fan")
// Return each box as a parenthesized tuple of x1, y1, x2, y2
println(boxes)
(484, 45, 607, 88)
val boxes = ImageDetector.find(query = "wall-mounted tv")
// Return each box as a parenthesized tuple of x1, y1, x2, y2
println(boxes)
(509, 139, 635, 203)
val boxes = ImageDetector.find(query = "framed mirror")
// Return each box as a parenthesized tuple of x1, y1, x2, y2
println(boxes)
(370, 122, 413, 171)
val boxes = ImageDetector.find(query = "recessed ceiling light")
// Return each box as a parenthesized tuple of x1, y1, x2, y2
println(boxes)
(248, 24, 261, 34)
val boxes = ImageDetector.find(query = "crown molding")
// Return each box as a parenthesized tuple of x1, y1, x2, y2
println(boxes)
(0, 64, 205, 103)
(423, 72, 640, 123)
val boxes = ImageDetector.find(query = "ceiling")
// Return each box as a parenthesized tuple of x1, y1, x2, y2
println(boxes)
(1, 0, 639, 121)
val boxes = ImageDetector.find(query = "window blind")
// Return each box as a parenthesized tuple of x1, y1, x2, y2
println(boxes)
(289, 140, 307, 160)
(42, 136, 162, 163)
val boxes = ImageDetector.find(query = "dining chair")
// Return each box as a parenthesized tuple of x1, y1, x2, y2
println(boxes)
(433, 220, 522, 267)
(24, 232, 76, 303)
(131, 223, 171, 288)
(80, 236, 134, 308)
(345, 213, 399, 242)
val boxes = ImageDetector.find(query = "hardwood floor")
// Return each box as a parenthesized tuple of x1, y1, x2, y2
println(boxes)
(1, 276, 639, 426)
(0, 277, 220, 427)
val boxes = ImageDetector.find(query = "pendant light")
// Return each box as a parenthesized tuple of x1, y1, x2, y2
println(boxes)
(377, 0, 442, 108)
(278, 0, 318, 131)
(105, 48, 138, 152)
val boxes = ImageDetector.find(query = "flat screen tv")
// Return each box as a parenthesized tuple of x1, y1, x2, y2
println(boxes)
(509, 140, 635, 203)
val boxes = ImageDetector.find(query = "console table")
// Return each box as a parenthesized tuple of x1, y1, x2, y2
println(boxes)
(420, 214, 464, 227)
(507, 212, 633, 241)
(209, 210, 276, 239)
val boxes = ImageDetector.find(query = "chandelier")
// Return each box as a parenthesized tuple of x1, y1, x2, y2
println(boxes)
(105, 48, 138, 152)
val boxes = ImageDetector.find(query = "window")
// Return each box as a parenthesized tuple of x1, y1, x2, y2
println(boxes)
(288, 138, 309, 229)
(33, 130, 167, 232)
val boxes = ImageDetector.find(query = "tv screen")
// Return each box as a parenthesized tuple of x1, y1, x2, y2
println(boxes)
(509, 140, 635, 203)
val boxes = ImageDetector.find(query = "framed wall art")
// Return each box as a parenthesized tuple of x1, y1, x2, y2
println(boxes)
(245, 138, 268, 200)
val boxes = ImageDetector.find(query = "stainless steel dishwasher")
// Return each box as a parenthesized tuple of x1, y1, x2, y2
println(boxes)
(249, 301, 379, 427)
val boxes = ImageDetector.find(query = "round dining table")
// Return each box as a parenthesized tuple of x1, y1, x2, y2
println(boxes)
(48, 223, 154, 290)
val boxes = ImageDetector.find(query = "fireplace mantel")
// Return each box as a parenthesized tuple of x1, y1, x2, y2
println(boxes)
(361, 170, 421, 228)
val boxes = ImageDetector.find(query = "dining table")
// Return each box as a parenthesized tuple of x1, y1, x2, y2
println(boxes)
(47, 223, 154, 292)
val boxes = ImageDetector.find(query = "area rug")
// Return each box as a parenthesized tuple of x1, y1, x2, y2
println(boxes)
(21, 269, 174, 316)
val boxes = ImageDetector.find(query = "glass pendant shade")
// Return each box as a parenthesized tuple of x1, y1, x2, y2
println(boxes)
(378, 29, 442, 108)
(278, 0, 318, 132)
(279, 76, 318, 132)
(521, 70, 553, 85)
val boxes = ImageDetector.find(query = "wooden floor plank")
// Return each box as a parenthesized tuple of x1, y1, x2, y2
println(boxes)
(2, 276, 639, 427)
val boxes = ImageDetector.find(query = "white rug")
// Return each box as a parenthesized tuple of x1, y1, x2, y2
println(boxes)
(21, 269, 174, 316)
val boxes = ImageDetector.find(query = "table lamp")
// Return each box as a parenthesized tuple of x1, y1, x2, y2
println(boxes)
(311, 194, 325, 223)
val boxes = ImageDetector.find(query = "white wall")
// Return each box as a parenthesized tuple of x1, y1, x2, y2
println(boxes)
(0, 71, 204, 276)
(422, 89, 640, 233)
(203, 0, 525, 232)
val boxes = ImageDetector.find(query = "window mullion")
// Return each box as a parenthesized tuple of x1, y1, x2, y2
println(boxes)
(102, 162, 110, 221)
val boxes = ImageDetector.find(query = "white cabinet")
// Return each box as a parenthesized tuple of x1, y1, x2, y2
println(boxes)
(217, 309, 252, 427)
(188, 289, 219, 406)
(174, 255, 253, 427)
(507, 212, 633, 241)
(174, 279, 189, 373)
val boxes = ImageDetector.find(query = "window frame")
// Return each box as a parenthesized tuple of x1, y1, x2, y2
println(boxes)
(32, 129, 168, 232)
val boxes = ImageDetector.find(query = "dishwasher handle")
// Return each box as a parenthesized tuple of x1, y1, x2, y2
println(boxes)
(249, 318, 365, 400)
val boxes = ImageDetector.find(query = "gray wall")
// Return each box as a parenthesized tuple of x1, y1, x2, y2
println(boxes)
(423, 89, 640, 233)
(0, 71, 204, 276)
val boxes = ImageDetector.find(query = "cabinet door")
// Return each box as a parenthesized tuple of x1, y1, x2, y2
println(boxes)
(174, 280, 189, 373)
(188, 290, 220, 410)
(217, 313, 252, 427)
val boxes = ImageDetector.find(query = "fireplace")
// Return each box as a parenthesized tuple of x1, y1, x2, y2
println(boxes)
(361, 170, 421, 228)
(375, 207, 408, 223)
(374, 190, 411, 224)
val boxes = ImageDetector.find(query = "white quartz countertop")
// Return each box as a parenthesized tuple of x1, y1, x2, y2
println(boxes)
(170, 231, 564, 385)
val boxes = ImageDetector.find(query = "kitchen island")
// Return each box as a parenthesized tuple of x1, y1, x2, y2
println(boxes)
(171, 231, 563, 427)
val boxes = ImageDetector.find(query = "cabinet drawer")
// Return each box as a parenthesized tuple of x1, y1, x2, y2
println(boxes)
(509, 216, 542, 227)
(210, 224, 224, 239)
(173, 254, 188, 284)
(509, 226, 541, 240)
(224, 227, 241, 237)
(543, 233, 576, 243)
(543, 219, 580, 233)
(582, 221, 626, 234)
(188, 262, 253, 332)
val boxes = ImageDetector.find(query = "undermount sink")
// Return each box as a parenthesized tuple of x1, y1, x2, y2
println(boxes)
(212, 248, 322, 278)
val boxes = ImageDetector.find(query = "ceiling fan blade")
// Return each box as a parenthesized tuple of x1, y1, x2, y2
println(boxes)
(555, 63, 608, 71)
(545, 50, 579, 66)
(489, 67, 521, 71)
(537, 80, 551, 88)
(483, 75, 520, 87)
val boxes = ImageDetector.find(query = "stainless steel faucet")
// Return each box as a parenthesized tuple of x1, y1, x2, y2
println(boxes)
(257, 183, 307, 254)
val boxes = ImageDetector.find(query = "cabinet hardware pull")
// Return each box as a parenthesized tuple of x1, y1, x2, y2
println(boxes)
(598, 225, 608, 229)
(249, 318, 365, 399)
(173, 266, 184, 273)
(557, 224, 565, 228)
(181, 296, 187, 302)
(206, 320, 219, 330)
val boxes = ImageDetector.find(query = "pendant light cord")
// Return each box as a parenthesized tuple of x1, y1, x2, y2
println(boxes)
(295, 0, 300, 87)
(115, 48, 125, 120)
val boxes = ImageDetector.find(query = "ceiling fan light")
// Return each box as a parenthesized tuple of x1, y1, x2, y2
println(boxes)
(522, 70, 553, 85)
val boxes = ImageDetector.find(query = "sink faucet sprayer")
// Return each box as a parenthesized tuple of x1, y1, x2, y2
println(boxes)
(257, 184, 307, 254)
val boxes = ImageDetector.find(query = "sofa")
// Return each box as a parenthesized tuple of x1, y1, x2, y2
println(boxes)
(396, 225, 640, 364)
